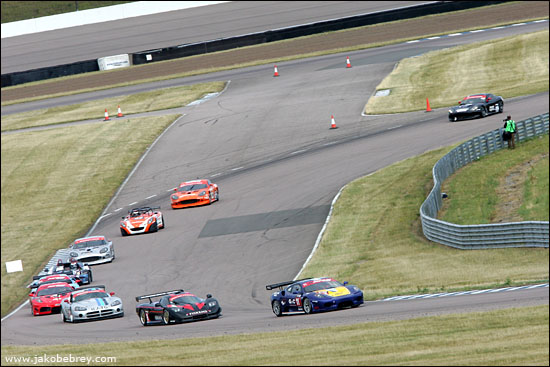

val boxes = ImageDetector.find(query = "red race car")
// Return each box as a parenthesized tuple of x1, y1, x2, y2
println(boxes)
(30, 282, 76, 316)
(120, 206, 165, 236)
(171, 179, 219, 209)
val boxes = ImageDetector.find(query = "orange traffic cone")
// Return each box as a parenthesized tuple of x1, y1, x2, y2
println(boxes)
(273, 65, 279, 77)
(104, 109, 110, 121)
(426, 98, 432, 112)
(117, 105, 123, 118)
(330, 115, 338, 129)
(346, 56, 351, 68)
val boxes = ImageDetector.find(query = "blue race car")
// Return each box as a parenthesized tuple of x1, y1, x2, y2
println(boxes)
(266, 277, 363, 316)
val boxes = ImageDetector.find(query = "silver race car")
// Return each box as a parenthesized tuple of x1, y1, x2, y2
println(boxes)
(69, 236, 115, 265)
(61, 285, 124, 322)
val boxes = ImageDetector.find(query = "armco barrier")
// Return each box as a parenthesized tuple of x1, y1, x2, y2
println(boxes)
(420, 113, 549, 249)
(1, 1, 506, 87)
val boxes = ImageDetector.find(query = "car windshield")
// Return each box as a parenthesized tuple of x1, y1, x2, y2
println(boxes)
(73, 291, 108, 302)
(303, 280, 343, 292)
(130, 211, 145, 217)
(178, 184, 207, 192)
(73, 239, 106, 249)
(461, 97, 484, 105)
(37, 286, 73, 296)
(172, 295, 203, 305)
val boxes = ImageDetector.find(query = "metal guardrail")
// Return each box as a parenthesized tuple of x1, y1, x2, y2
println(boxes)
(420, 113, 549, 249)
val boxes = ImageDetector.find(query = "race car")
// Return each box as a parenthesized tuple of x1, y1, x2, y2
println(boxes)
(43, 258, 92, 285)
(120, 206, 165, 236)
(448, 93, 504, 122)
(27, 274, 80, 296)
(170, 179, 219, 209)
(68, 235, 115, 265)
(30, 282, 76, 316)
(266, 277, 364, 316)
(135, 289, 222, 326)
(61, 285, 124, 322)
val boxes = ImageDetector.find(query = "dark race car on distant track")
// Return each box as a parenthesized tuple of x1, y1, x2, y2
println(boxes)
(135, 289, 222, 326)
(448, 93, 504, 122)
(266, 277, 364, 316)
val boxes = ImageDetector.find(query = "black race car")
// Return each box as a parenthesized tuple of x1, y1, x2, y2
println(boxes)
(135, 289, 222, 326)
(448, 93, 504, 122)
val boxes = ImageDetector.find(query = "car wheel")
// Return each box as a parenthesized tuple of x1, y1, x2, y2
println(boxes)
(303, 298, 312, 314)
(162, 309, 171, 325)
(480, 107, 487, 118)
(31, 306, 36, 316)
(498, 101, 504, 113)
(272, 300, 282, 317)
(62, 311, 67, 322)
(139, 309, 148, 326)
(120, 228, 128, 237)
(150, 222, 158, 233)
(160, 215, 165, 229)
(69, 312, 74, 323)
(87, 271, 93, 283)
(215, 190, 219, 202)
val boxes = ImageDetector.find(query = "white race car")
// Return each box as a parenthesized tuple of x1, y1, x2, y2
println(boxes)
(61, 285, 124, 322)
(69, 236, 115, 265)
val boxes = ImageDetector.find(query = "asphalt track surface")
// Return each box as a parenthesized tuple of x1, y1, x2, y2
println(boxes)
(1, 20, 549, 346)
(1, 1, 424, 74)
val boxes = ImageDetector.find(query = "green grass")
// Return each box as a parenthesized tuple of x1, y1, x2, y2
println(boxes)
(300, 137, 549, 298)
(439, 136, 550, 224)
(1, 115, 179, 315)
(1, 81, 226, 131)
(1, 1, 133, 23)
(365, 30, 549, 114)
(1, 305, 548, 365)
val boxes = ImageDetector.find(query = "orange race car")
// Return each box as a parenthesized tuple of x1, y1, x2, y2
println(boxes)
(120, 207, 165, 236)
(171, 179, 219, 209)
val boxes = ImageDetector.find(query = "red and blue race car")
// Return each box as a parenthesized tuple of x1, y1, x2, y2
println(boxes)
(266, 277, 363, 316)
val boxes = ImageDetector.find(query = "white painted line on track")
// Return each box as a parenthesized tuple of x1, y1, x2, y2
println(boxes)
(448, 33, 462, 36)
(511, 23, 526, 26)
(146, 195, 157, 199)
(387, 125, 402, 130)
(406, 40, 420, 43)
(469, 29, 484, 33)
(290, 149, 308, 155)
(128, 201, 138, 206)
(231, 167, 244, 171)
(211, 173, 222, 177)
(1, 300, 29, 322)
(491, 26, 505, 30)
(114, 208, 123, 212)
(427, 36, 440, 39)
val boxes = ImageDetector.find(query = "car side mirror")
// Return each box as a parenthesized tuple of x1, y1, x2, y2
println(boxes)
(174, 188, 177, 192)
(63, 299, 69, 303)
(29, 292, 35, 297)
(343, 281, 348, 286)
(281, 290, 285, 296)
(206, 294, 212, 298)
(109, 292, 115, 296)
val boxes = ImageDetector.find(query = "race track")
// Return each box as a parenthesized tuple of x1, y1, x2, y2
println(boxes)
(1, 12, 548, 346)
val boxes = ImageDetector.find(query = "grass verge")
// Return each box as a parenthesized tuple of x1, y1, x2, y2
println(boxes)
(1, 305, 548, 365)
(0, 115, 180, 316)
(365, 30, 549, 114)
(0, 82, 226, 132)
(300, 137, 549, 299)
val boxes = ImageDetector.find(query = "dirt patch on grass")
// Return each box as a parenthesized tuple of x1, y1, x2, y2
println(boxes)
(2, 1, 548, 103)
(491, 153, 549, 223)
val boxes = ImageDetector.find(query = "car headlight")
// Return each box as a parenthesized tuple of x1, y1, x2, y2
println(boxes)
(208, 301, 217, 307)
(313, 293, 326, 298)
(171, 195, 179, 200)
(448, 110, 453, 113)
(70, 252, 79, 257)
(111, 300, 121, 306)
(100, 247, 108, 253)
(148, 217, 154, 224)
(471, 106, 479, 111)
(74, 306, 87, 311)
(199, 191, 207, 196)
(34, 298, 43, 303)
(121, 222, 126, 228)
(352, 286, 360, 292)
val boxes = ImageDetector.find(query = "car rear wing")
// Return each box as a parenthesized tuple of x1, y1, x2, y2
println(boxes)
(265, 279, 311, 291)
(135, 289, 184, 302)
